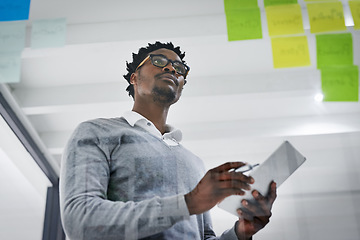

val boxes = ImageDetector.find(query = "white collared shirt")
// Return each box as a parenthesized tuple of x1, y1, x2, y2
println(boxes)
(122, 111, 182, 146)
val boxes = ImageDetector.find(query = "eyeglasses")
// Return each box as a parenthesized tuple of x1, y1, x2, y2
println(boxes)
(135, 54, 190, 78)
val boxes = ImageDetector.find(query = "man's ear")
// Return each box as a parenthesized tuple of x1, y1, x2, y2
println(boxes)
(130, 73, 137, 85)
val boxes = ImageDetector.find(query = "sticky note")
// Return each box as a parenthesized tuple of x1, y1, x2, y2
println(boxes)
(224, 0, 258, 10)
(0, 0, 31, 21)
(307, 2, 346, 33)
(264, 0, 297, 7)
(31, 18, 67, 48)
(271, 36, 311, 68)
(0, 21, 26, 52)
(349, 1, 360, 30)
(226, 8, 262, 41)
(321, 65, 359, 101)
(266, 4, 304, 36)
(0, 52, 22, 83)
(304, 0, 332, 1)
(316, 33, 353, 68)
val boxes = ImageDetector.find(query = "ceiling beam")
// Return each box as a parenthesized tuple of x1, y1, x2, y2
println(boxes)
(13, 69, 322, 113)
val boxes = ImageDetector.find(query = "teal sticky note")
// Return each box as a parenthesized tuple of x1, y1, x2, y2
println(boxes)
(0, 21, 27, 52)
(0, 0, 31, 21)
(316, 33, 353, 68)
(321, 65, 359, 101)
(226, 8, 262, 41)
(31, 18, 67, 48)
(0, 52, 22, 83)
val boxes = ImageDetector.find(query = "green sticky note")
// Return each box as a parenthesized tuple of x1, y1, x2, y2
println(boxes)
(307, 2, 346, 33)
(224, 0, 258, 10)
(271, 36, 311, 68)
(31, 18, 67, 48)
(226, 8, 262, 41)
(266, 4, 304, 36)
(316, 33, 353, 68)
(0, 52, 22, 83)
(349, 1, 360, 30)
(264, 0, 297, 7)
(321, 65, 359, 101)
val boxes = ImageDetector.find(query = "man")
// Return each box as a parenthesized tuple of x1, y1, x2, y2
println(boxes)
(60, 42, 277, 240)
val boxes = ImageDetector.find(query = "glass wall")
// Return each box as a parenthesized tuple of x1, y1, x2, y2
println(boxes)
(0, 116, 51, 240)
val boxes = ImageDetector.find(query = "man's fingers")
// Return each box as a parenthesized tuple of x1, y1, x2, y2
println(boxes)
(216, 171, 254, 184)
(246, 181, 277, 214)
(252, 190, 270, 213)
(237, 207, 254, 221)
(211, 162, 247, 173)
(267, 181, 277, 207)
(238, 202, 272, 222)
(217, 180, 252, 192)
(241, 197, 271, 219)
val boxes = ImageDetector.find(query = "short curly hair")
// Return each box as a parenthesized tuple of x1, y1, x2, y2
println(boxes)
(123, 41, 187, 99)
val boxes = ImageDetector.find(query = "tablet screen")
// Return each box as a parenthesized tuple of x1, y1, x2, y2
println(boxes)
(217, 141, 306, 216)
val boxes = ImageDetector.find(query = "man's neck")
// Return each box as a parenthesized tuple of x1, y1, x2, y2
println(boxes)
(132, 101, 170, 135)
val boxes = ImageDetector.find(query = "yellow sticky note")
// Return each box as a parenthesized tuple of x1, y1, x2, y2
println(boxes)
(264, 0, 297, 7)
(349, 1, 360, 30)
(271, 36, 311, 68)
(266, 4, 304, 36)
(307, 2, 346, 33)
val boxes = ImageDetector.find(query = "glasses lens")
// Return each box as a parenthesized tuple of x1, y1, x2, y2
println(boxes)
(173, 62, 186, 75)
(151, 55, 168, 67)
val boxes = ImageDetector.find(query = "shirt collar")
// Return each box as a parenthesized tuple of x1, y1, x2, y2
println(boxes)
(123, 111, 145, 127)
(122, 111, 183, 142)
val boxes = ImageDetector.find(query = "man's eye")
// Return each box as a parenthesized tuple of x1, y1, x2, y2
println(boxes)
(173, 64, 185, 73)
(153, 58, 167, 66)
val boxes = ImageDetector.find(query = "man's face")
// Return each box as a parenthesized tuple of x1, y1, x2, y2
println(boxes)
(131, 48, 186, 106)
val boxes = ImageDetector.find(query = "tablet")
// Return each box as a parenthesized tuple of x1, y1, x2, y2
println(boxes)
(217, 141, 306, 216)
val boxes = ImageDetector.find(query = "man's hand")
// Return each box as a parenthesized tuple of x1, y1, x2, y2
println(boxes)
(235, 181, 277, 240)
(184, 162, 254, 215)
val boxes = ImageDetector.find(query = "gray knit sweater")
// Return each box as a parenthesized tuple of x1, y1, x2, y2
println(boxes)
(60, 117, 239, 240)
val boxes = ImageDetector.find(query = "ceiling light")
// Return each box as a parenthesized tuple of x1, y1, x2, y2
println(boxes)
(314, 93, 324, 102)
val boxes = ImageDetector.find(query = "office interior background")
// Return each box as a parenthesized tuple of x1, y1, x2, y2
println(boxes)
(0, 0, 359, 239)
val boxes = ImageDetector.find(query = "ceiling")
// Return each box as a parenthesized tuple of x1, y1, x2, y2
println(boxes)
(1, 0, 360, 239)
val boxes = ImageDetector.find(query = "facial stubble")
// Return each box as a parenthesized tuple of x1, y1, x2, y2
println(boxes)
(152, 86, 176, 104)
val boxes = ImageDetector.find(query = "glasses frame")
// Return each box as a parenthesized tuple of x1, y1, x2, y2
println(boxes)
(135, 54, 190, 78)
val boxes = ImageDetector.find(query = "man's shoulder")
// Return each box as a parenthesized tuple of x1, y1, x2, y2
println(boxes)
(75, 117, 130, 134)
(81, 117, 127, 126)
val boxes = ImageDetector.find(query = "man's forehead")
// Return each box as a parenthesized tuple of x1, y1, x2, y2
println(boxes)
(149, 48, 181, 60)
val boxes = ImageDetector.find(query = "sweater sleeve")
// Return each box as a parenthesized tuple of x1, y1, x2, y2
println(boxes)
(59, 122, 190, 240)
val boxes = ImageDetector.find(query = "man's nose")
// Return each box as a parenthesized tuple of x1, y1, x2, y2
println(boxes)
(162, 63, 176, 74)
